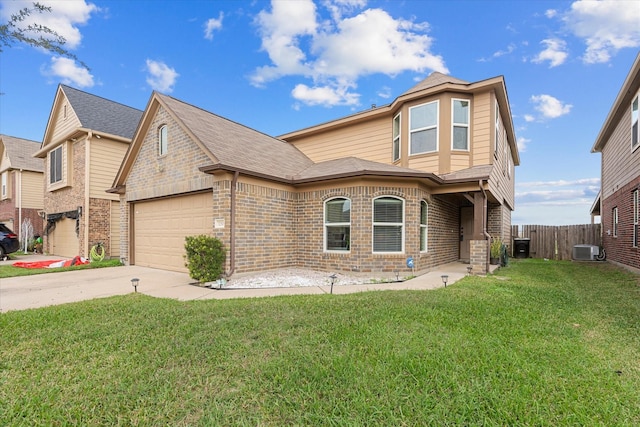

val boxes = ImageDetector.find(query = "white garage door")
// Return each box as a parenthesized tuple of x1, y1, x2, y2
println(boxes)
(50, 217, 79, 258)
(133, 192, 213, 272)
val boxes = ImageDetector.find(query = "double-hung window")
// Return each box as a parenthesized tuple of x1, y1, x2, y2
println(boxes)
(634, 190, 639, 247)
(373, 196, 404, 253)
(409, 101, 438, 155)
(50, 146, 63, 184)
(158, 125, 168, 156)
(325, 197, 350, 251)
(392, 113, 401, 161)
(420, 201, 428, 252)
(1, 172, 7, 199)
(632, 93, 639, 151)
(452, 99, 470, 150)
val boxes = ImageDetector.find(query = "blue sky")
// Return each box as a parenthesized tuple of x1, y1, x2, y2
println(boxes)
(1, 0, 639, 225)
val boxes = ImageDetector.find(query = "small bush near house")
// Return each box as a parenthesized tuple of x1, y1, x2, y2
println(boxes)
(184, 235, 225, 283)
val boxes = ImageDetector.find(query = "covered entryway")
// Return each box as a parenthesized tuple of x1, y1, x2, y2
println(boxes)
(132, 192, 213, 272)
(459, 206, 473, 262)
(50, 217, 79, 257)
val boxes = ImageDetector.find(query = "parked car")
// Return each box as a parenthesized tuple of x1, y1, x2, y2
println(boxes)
(0, 223, 20, 257)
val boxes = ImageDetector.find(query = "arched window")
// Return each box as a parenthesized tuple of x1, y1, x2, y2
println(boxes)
(324, 197, 351, 251)
(373, 196, 404, 253)
(420, 200, 428, 252)
(158, 125, 168, 156)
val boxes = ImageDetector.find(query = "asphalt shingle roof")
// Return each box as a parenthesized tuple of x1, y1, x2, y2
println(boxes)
(402, 72, 469, 97)
(61, 85, 143, 139)
(157, 93, 314, 181)
(0, 134, 44, 172)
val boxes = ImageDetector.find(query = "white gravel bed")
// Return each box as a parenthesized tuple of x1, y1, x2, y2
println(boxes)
(218, 268, 377, 289)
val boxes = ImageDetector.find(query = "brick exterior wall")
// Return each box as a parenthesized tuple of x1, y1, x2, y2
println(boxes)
(601, 176, 640, 270)
(488, 202, 511, 251)
(204, 178, 461, 275)
(470, 239, 489, 274)
(43, 139, 86, 255)
(88, 198, 112, 258)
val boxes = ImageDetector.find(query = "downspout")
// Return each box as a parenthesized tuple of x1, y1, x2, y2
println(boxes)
(228, 171, 239, 277)
(18, 169, 22, 244)
(479, 180, 491, 272)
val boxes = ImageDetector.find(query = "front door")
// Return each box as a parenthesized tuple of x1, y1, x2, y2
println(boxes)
(460, 206, 474, 262)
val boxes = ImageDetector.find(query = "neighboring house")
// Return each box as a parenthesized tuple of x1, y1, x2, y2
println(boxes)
(111, 71, 518, 276)
(591, 52, 640, 271)
(34, 84, 143, 258)
(0, 134, 44, 241)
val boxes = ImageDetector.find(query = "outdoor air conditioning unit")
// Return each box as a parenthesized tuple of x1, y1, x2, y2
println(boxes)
(572, 244, 599, 261)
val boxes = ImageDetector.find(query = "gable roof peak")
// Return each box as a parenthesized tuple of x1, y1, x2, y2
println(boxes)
(402, 71, 470, 96)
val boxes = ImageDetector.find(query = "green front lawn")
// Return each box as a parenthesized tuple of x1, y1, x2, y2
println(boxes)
(1, 259, 639, 425)
(0, 258, 122, 278)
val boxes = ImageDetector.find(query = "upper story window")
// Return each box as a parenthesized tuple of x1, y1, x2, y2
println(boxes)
(409, 101, 438, 155)
(373, 196, 404, 253)
(632, 92, 639, 151)
(1, 172, 8, 199)
(50, 146, 63, 184)
(494, 103, 500, 157)
(392, 113, 401, 162)
(158, 125, 168, 156)
(452, 99, 470, 150)
(420, 200, 428, 252)
(324, 197, 350, 252)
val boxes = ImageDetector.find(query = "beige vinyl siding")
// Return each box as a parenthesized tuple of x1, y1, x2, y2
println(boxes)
(110, 200, 120, 258)
(406, 154, 439, 171)
(291, 116, 391, 164)
(472, 91, 492, 165)
(0, 152, 11, 172)
(51, 99, 81, 144)
(89, 138, 128, 200)
(20, 171, 44, 209)
(450, 153, 471, 171)
(602, 104, 640, 200)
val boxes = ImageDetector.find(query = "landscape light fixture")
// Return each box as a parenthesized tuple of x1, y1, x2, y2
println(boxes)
(131, 278, 139, 293)
(329, 273, 337, 294)
(467, 266, 473, 275)
(394, 270, 400, 281)
(441, 275, 449, 287)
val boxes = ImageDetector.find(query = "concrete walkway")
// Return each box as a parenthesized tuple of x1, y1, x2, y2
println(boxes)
(0, 255, 488, 312)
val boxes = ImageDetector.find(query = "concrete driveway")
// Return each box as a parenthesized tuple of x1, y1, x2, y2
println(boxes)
(0, 255, 475, 312)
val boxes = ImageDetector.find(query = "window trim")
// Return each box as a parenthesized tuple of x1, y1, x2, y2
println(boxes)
(158, 124, 168, 157)
(392, 113, 401, 162)
(324, 197, 351, 253)
(451, 98, 470, 151)
(420, 200, 428, 253)
(632, 92, 639, 152)
(49, 145, 63, 185)
(372, 196, 405, 254)
(409, 100, 439, 155)
(1, 171, 7, 200)
(494, 102, 500, 158)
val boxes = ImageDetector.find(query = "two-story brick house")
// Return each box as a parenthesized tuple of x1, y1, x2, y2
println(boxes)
(34, 85, 142, 258)
(0, 134, 44, 242)
(591, 52, 640, 271)
(111, 71, 518, 276)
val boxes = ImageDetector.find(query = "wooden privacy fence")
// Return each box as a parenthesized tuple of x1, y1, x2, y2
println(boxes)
(511, 224, 602, 260)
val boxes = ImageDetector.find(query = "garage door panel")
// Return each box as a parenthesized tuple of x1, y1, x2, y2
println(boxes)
(51, 217, 78, 258)
(134, 192, 213, 272)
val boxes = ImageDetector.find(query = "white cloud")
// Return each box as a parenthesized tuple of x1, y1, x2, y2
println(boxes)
(563, 0, 640, 64)
(530, 94, 572, 119)
(204, 12, 224, 40)
(0, 0, 99, 50)
(145, 59, 179, 93)
(524, 114, 535, 122)
(252, 0, 448, 107)
(517, 136, 530, 152)
(545, 9, 558, 19)
(532, 38, 568, 67)
(291, 83, 359, 106)
(43, 56, 94, 87)
(518, 178, 600, 188)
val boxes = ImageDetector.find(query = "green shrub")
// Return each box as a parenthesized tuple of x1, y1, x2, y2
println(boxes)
(184, 235, 226, 283)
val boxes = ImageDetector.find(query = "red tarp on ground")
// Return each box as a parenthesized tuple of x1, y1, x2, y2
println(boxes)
(13, 256, 90, 269)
